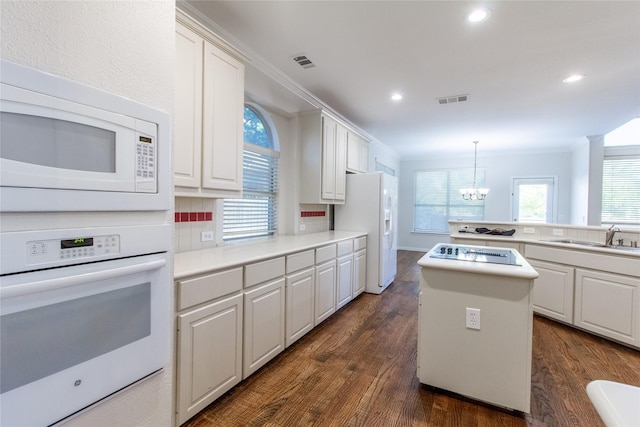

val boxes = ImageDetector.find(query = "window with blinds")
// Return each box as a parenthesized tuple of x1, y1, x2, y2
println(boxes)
(223, 106, 279, 240)
(414, 168, 486, 234)
(602, 146, 640, 227)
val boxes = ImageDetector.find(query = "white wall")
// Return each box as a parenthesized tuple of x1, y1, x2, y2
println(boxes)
(1, 1, 176, 426)
(398, 150, 574, 251)
(571, 139, 590, 225)
(586, 135, 605, 225)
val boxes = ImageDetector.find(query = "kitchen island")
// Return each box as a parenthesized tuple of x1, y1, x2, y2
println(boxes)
(449, 221, 640, 350)
(417, 243, 538, 412)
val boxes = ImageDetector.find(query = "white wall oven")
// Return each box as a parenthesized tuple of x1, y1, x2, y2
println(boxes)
(0, 225, 171, 426)
(0, 59, 170, 212)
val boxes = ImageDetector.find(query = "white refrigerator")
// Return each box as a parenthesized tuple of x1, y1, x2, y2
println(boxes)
(334, 172, 398, 294)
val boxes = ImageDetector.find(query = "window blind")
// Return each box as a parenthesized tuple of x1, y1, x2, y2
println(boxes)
(223, 148, 278, 239)
(602, 151, 640, 226)
(414, 168, 485, 233)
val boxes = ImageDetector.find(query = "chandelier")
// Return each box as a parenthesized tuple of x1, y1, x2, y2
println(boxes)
(459, 141, 489, 201)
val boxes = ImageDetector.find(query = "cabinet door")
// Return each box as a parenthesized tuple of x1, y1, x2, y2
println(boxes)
(334, 123, 347, 201)
(315, 259, 337, 325)
(244, 278, 285, 378)
(528, 260, 574, 324)
(176, 293, 243, 425)
(358, 138, 369, 173)
(336, 254, 353, 309)
(285, 267, 315, 347)
(346, 131, 360, 173)
(575, 269, 639, 347)
(353, 249, 367, 298)
(202, 41, 244, 194)
(346, 132, 369, 174)
(174, 23, 203, 188)
(321, 116, 337, 200)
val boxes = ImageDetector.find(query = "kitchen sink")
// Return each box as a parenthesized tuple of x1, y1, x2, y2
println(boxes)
(543, 239, 640, 253)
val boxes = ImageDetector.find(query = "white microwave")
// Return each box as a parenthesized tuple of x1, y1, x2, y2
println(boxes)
(0, 60, 170, 212)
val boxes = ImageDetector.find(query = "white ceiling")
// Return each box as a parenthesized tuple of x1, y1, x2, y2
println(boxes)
(183, 1, 640, 158)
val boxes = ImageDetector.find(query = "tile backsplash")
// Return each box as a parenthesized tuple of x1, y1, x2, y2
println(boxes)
(298, 204, 330, 234)
(175, 197, 216, 253)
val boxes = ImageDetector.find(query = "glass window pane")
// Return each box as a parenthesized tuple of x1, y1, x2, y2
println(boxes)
(518, 184, 548, 222)
(602, 153, 640, 226)
(224, 105, 279, 240)
(243, 106, 271, 148)
(413, 168, 485, 234)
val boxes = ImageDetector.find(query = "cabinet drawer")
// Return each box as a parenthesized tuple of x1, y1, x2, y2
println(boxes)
(286, 250, 315, 274)
(245, 257, 285, 288)
(354, 236, 367, 251)
(177, 267, 243, 311)
(337, 239, 354, 257)
(316, 244, 337, 264)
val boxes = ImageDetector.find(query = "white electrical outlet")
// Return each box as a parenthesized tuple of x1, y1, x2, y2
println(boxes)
(466, 307, 481, 330)
(201, 231, 214, 242)
(299, 224, 306, 231)
(523, 227, 535, 234)
(552, 228, 564, 236)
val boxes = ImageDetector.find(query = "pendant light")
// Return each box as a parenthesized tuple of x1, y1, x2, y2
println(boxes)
(459, 141, 489, 200)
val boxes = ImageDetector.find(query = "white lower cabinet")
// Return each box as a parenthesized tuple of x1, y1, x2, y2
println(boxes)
(336, 239, 354, 310)
(285, 267, 315, 347)
(336, 254, 353, 309)
(315, 259, 337, 325)
(353, 237, 367, 298)
(176, 292, 243, 425)
(175, 236, 366, 424)
(243, 278, 285, 378)
(529, 259, 575, 324)
(243, 258, 286, 378)
(574, 268, 640, 347)
(285, 250, 316, 347)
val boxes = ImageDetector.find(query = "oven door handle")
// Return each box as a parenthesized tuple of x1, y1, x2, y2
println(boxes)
(0, 258, 167, 298)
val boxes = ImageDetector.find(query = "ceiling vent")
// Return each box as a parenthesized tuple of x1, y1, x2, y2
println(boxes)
(437, 94, 469, 105)
(292, 55, 316, 69)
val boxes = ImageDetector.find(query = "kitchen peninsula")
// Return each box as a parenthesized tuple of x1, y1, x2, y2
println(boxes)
(449, 221, 640, 349)
(173, 231, 366, 425)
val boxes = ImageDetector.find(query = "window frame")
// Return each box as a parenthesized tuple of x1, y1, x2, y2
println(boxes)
(601, 145, 640, 227)
(223, 105, 279, 241)
(511, 176, 557, 223)
(413, 167, 486, 234)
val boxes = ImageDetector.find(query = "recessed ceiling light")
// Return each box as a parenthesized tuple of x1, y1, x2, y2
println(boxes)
(466, 7, 491, 23)
(391, 93, 403, 101)
(563, 74, 586, 83)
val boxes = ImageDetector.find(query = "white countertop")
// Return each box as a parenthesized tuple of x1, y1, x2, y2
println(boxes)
(174, 231, 366, 280)
(451, 232, 640, 258)
(587, 380, 640, 427)
(417, 244, 539, 279)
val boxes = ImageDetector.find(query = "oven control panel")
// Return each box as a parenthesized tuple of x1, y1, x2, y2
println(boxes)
(26, 234, 121, 265)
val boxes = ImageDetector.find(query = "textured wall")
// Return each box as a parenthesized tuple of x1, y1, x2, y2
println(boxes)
(1, 0, 174, 113)
(1, 1, 176, 426)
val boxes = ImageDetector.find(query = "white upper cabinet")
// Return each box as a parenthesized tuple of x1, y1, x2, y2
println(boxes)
(174, 23, 203, 189)
(174, 17, 245, 198)
(300, 111, 348, 204)
(346, 130, 369, 174)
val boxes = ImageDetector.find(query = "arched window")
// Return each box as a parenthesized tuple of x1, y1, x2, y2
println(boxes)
(223, 105, 279, 239)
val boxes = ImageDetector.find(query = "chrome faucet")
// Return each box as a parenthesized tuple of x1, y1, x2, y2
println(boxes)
(605, 225, 620, 246)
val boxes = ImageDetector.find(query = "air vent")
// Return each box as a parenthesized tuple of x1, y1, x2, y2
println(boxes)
(437, 94, 469, 105)
(292, 55, 316, 69)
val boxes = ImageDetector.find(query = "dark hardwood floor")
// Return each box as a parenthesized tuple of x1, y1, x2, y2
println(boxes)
(184, 250, 640, 427)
